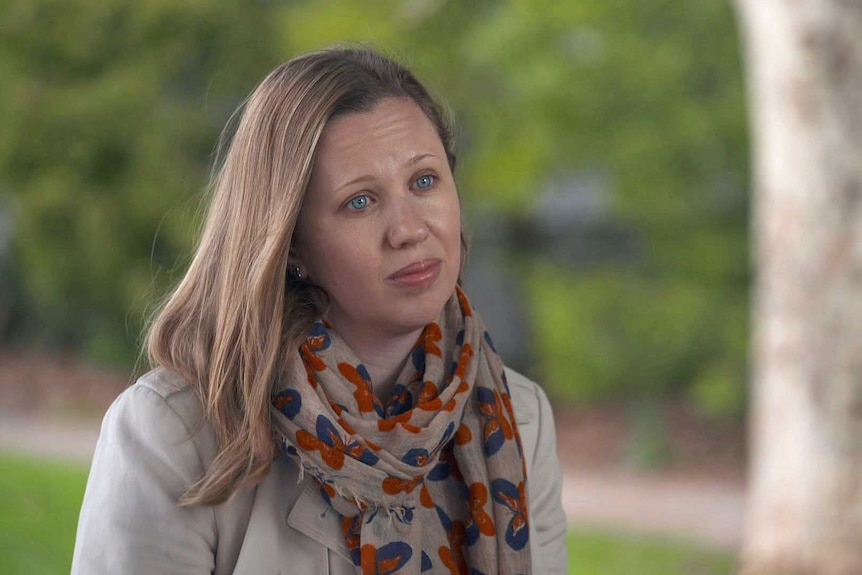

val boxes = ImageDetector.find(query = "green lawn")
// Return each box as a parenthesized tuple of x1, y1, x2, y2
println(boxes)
(566, 527, 735, 574)
(0, 454, 89, 574)
(0, 452, 735, 574)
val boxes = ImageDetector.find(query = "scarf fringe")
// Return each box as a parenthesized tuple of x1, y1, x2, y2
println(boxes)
(281, 438, 416, 521)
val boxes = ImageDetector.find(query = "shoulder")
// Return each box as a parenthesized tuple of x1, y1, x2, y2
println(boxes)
(501, 364, 558, 457)
(503, 366, 557, 473)
(73, 367, 221, 573)
(503, 367, 569, 572)
(107, 366, 217, 468)
(503, 366, 550, 427)
(134, 366, 201, 412)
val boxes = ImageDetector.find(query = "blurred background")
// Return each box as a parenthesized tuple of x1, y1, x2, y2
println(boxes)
(0, 1, 749, 573)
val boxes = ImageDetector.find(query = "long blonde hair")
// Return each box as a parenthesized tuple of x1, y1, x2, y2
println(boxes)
(146, 47, 459, 506)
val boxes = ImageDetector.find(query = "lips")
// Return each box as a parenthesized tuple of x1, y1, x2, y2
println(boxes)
(388, 259, 441, 288)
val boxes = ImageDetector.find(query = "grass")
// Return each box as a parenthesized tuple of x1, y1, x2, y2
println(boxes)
(0, 454, 89, 574)
(566, 527, 735, 574)
(0, 452, 735, 574)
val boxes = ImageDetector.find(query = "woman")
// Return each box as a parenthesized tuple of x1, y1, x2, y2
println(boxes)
(72, 47, 567, 574)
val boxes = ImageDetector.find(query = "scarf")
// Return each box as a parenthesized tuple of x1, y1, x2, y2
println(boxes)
(271, 287, 531, 574)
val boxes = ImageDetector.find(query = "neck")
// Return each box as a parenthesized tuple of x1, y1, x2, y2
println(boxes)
(334, 326, 423, 401)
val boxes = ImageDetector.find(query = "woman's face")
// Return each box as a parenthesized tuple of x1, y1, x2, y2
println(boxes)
(292, 97, 461, 343)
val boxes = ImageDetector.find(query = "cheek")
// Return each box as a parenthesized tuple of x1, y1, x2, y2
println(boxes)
(444, 201, 462, 254)
(310, 235, 377, 287)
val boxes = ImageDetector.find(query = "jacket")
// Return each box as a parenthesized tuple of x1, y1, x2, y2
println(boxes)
(72, 366, 567, 574)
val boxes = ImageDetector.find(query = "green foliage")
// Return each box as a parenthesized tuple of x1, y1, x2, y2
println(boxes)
(0, 0, 750, 416)
(688, 361, 747, 422)
(526, 262, 748, 409)
(0, 454, 89, 574)
(623, 400, 673, 470)
(0, 0, 277, 360)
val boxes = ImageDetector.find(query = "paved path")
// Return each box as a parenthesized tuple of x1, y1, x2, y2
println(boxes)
(0, 412, 744, 551)
(561, 465, 744, 550)
(0, 412, 101, 463)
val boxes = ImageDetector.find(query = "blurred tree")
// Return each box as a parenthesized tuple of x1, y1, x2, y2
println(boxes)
(0, 0, 277, 363)
(736, 1, 862, 573)
(275, 0, 750, 421)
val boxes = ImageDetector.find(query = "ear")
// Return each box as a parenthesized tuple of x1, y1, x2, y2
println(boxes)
(287, 247, 303, 269)
(287, 247, 307, 281)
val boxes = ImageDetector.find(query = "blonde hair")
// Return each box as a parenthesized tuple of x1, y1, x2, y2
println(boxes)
(146, 47, 460, 506)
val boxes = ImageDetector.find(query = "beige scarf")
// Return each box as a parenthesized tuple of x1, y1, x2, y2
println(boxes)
(271, 287, 531, 574)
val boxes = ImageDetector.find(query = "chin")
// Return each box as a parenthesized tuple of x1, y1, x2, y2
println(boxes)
(395, 289, 454, 330)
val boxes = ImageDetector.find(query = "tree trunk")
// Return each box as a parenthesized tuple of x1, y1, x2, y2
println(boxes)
(735, 0, 862, 573)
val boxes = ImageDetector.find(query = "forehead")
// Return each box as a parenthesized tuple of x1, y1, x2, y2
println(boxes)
(312, 97, 445, 175)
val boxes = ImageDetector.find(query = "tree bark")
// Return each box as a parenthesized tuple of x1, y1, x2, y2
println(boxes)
(735, 0, 862, 573)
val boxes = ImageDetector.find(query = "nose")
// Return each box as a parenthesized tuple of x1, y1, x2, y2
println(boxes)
(385, 196, 429, 248)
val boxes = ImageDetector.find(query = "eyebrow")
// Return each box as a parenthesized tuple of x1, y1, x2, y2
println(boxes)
(334, 153, 439, 193)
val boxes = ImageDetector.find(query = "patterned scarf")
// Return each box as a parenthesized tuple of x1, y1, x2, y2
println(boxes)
(271, 287, 531, 574)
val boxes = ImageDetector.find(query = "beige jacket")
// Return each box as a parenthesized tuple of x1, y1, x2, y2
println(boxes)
(72, 367, 567, 574)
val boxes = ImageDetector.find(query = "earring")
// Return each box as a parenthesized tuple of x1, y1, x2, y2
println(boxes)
(291, 265, 304, 281)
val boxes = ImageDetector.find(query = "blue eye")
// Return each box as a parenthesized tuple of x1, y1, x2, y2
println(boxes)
(415, 175, 435, 189)
(348, 195, 369, 210)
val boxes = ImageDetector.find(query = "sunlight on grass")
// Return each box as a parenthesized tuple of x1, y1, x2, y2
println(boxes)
(0, 452, 735, 574)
